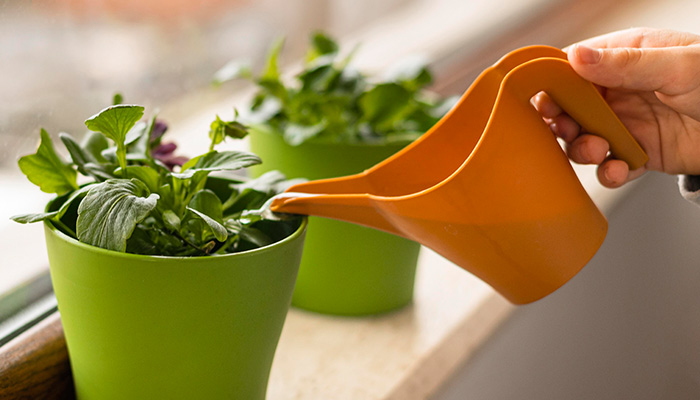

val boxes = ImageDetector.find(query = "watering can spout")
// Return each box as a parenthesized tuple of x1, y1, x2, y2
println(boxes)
(271, 175, 406, 238)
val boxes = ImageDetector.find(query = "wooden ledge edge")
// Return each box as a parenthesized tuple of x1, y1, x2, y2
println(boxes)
(0, 311, 75, 400)
(385, 293, 514, 400)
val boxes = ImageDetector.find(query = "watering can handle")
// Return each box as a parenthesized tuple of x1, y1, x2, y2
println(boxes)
(505, 55, 649, 170)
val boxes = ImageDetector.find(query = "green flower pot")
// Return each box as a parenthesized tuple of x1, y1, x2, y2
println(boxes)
(249, 127, 420, 316)
(44, 181, 307, 400)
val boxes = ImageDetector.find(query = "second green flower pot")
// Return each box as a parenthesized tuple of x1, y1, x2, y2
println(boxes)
(249, 127, 421, 316)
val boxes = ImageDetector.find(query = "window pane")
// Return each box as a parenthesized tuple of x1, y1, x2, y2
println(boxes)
(0, 0, 418, 321)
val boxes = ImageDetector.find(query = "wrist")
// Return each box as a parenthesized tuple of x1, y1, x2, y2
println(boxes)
(678, 175, 700, 205)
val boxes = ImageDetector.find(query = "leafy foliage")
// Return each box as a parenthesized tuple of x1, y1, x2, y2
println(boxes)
(12, 100, 301, 256)
(214, 31, 457, 145)
(18, 129, 78, 195)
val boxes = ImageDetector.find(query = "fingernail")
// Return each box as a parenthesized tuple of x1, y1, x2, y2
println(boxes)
(603, 167, 616, 184)
(576, 45, 601, 64)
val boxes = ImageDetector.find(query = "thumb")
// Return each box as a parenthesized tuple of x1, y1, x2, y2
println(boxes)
(567, 44, 695, 94)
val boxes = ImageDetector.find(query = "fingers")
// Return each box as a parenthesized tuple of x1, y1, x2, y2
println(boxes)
(568, 44, 683, 92)
(531, 92, 561, 118)
(566, 28, 700, 95)
(567, 134, 609, 165)
(596, 159, 629, 188)
(532, 92, 580, 142)
(596, 158, 647, 188)
(572, 27, 700, 50)
(530, 93, 642, 187)
(565, 136, 648, 188)
(532, 80, 647, 187)
(551, 114, 582, 143)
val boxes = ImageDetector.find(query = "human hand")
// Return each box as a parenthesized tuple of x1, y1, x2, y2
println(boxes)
(533, 27, 700, 187)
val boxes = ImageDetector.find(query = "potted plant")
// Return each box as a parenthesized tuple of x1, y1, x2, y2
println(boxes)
(216, 33, 456, 316)
(11, 98, 307, 399)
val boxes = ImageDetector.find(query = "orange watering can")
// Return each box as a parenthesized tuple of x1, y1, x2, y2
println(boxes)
(262, 45, 648, 304)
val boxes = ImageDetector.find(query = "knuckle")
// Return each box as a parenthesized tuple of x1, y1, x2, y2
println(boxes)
(620, 47, 643, 67)
(604, 48, 643, 87)
(669, 47, 700, 92)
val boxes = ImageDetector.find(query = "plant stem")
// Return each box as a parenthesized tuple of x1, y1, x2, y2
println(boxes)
(53, 218, 77, 238)
(117, 142, 128, 179)
(214, 234, 239, 254)
(173, 230, 206, 255)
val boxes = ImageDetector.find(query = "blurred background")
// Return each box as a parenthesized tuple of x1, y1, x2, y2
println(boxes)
(0, 0, 408, 169)
(3, 2, 700, 396)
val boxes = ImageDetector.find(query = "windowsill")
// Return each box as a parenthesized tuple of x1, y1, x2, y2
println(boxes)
(269, 249, 513, 399)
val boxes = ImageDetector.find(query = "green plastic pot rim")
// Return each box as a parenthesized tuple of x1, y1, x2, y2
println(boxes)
(44, 216, 308, 263)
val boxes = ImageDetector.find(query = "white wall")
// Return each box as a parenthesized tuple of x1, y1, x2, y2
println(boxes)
(434, 172, 700, 399)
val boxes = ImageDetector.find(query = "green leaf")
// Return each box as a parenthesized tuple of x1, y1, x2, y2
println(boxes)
(259, 79, 288, 103)
(132, 114, 158, 159)
(82, 163, 116, 180)
(155, 183, 179, 215)
(358, 83, 413, 130)
(246, 98, 282, 124)
(11, 210, 59, 224)
(283, 122, 326, 146)
(223, 171, 303, 214)
(385, 56, 432, 91)
(81, 131, 110, 164)
(258, 37, 289, 103)
(212, 60, 253, 86)
(239, 226, 273, 247)
(120, 165, 161, 193)
(306, 32, 339, 62)
(85, 104, 145, 176)
(18, 129, 79, 195)
(186, 189, 226, 244)
(262, 37, 285, 81)
(84, 104, 145, 146)
(77, 179, 159, 252)
(100, 147, 118, 163)
(299, 62, 336, 92)
(162, 210, 181, 232)
(60, 132, 111, 180)
(186, 207, 228, 242)
(189, 189, 224, 222)
(113, 93, 124, 105)
(209, 115, 249, 150)
(231, 170, 287, 194)
(173, 151, 261, 179)
(11, 184, 94, 226)
(60, 132, 92, 167)
(223, 189, 268, 215)
(125, 227, 158, 255)
(58, 184, 93, 213)
(124, 121, 148, 146)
